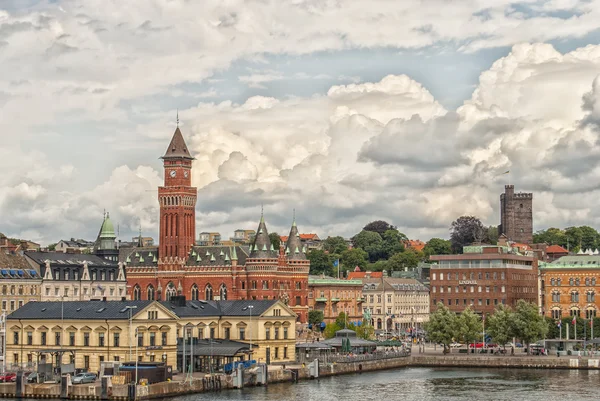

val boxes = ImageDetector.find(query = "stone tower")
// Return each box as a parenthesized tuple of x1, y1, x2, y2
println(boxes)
(499, 185, 533, 244)
(158, 126, 197, 262)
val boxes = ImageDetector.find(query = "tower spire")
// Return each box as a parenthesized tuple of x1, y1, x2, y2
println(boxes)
(292, 208, 296, 227)
(176, 109, 179, 127)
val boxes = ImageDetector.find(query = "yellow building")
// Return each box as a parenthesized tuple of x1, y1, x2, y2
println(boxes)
(6, 298, 296, 375)
(6, 300, 178, 373)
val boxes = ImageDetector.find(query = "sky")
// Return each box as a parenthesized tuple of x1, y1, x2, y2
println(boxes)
(3, 0, 600, 245)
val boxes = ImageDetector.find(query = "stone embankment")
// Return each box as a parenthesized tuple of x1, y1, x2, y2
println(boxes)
(1, 354, 598, 400)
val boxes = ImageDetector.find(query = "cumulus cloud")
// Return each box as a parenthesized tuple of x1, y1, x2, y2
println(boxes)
(5, 0, 600, 244)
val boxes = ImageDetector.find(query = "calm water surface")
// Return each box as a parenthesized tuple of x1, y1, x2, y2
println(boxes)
(170, 368, 600, 401)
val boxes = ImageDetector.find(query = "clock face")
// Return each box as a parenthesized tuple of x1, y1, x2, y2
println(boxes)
(184, 171, 189, 178)
(170, 170, 176, 178)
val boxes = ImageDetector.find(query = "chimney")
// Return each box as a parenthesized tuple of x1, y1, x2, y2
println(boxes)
(366, 271, 371, 279)
(102, 296, 107, 302)
(121, 296, 126, 302)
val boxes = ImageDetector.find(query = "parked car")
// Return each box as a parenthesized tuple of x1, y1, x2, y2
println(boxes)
(26, 372, 38, 383)
(0, 372, 16, 383)
(72, 373, 97, 385)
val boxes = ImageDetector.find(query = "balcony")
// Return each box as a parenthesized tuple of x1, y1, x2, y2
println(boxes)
(315, 297, 328, 302)
(357, 297, 365, 303)
(331, 298, 340, 302)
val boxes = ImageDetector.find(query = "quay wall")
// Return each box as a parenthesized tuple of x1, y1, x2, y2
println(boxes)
(0, 355, 598, 400)
(411, 355, 599, 370)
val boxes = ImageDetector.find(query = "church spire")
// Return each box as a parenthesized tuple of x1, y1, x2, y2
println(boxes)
(285, 211, 306, 261)
(162, 125, 194, 160)
(249, 207, 277, 259)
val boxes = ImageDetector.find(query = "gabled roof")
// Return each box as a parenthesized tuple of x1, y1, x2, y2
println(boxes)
(162, 127, 194, 160)
(546, 245, 569, 254)
(280, 234, 319, 242)
(161, 299, 282, 318)
(0, 250, 31, 270)
(7, 300, 155, 320)
(404, 239, 425, 252)
(347, 271, 383, 280)
(26, 251, 117, 268)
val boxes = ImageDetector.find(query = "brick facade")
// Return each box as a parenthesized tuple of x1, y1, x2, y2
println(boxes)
(125, 126, 310, 323)
(430, 246, 538, 316)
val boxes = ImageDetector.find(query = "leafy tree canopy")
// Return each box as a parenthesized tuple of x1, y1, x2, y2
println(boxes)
(308, 310, 324, 326)
(268, 232, 281, 250)
(450, 216, 485, 253)
(424, 303, 460, 352)
(307, 250, 333, 276)
(341, 248, 368, 271)
(423, 238, 452, 258)
(486, 304, 514, 347)
(352, 230, 385, 262)
(322, 236, 348, 255)
(511, 300, 548, 351)
(387, 249, 423, 270)
(363, 220, 397, 236)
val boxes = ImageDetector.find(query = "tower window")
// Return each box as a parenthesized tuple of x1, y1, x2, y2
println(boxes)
(520, 203, 523, 208)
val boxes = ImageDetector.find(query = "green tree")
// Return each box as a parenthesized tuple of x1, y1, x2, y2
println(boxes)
(363, 220, 396, 236)
(341, 248, 368, 271)
(579, 226, 600, 250)
(355, 323, 375, 340)
(47, 243, 57, 251)
(307, 250, 333, 276)
(485, 226, 499, 245)
(512, 300, 548, 352)
(323, 323, 339, 339)
(533, 227, 567, 248)
(366, 260, 389, 272)
(450, 216, 485, 253)
(424, 303, 460, 353)
(308, 310, 324, 326)
(322, 236, 348, 255)
(458, 307, 482, 348)
(352, 230, 384, 261)
(423, 238, 452, 258)
(387, 250, 422, 271)
(335, 312, 349, 329)
(269, 232, 281, 250)
(381, 229, 406, 258)
(486, 304, 514, 349)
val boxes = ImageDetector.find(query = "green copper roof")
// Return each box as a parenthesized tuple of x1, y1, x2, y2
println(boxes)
(210, 254, 216, 262)
(196, 254, 201, 262)
(225, 253, 230, 262)
(153, 255, 157, 263)
(220, 250, 224, 256)
(126, 256, 131, 263)
(99, 213, 116, 239)
(139, 254, 145, 263)
(231, 247, 238, 261)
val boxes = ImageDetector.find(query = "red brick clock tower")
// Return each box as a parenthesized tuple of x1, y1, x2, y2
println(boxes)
(158, 126, 197, 263)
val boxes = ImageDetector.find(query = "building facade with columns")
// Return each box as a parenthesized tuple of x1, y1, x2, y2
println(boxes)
(362, 275, 430, 335)
(123, 126, 310, 322)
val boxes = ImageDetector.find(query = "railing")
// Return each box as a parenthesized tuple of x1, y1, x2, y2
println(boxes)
(317, 350, 410, 364)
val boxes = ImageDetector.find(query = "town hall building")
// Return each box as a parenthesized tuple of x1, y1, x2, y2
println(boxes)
(123, 126, 310, 322)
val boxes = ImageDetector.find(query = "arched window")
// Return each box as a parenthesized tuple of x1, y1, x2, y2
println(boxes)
(205, 284, 213, 301)
(219, 284, 227, 301)
(586, 278, 590, 286)
(550, 278, 555, 286)
(557, 278, 562, 286)
(133, 285, 141, 300)
(552, 291, 560, 303)
(575, 278, 581, 286)
(586, 308, 597, 319)
(571, 291, 579, 302)
(587, 291, 595, 303)
(551, 308, 561, 319)
(191, 285, 199, 301)
(593, 278, 597, 286)
(147, 285, 155, 301)
(570, 308, 580, 317)
(569, 278, 574, 286)
(165, 282, 176, 301)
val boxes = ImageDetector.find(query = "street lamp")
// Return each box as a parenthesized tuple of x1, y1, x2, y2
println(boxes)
(122, 306, 137, 362)
(242, 306, 254, 354)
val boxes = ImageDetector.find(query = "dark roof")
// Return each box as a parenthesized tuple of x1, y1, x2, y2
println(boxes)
(7, 300, 154, 320)
(249, 215, 278, 259)
(177, 339, 252, 356)
(161, 299, 279, 318)
(59, 239, 94, 248)
(162, 127, 194, 160)
(295, 342, 333, 349)
(121, 246, 249, 267)
(25, 251, 117, 268)
(0, 250, 32, 270)
(285, 220, 306, 261)
(120, 247, 159, 267)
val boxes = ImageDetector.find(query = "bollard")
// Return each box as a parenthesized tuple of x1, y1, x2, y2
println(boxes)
(101, 377, 109, 400)
(15, 371, 23, 399)
(127, 383, 136, 401)
(60, 376, 69, 399)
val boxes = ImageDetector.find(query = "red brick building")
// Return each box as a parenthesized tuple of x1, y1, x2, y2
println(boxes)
(123, 126, 310, 322)
(429, 244, 538, 316)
